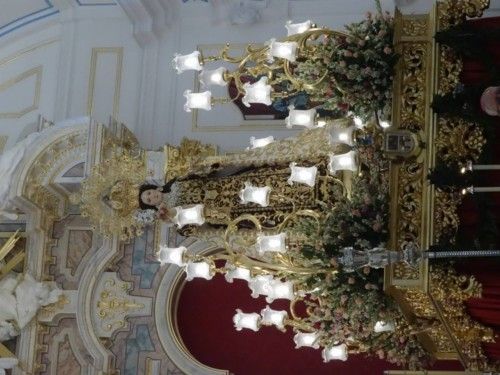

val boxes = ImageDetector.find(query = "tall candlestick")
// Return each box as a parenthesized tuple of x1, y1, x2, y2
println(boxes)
(461, 160, 500, 174)
(462, 186, 500, 195)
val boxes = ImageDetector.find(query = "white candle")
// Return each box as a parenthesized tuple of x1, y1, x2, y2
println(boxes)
(466, 186, 500, 194)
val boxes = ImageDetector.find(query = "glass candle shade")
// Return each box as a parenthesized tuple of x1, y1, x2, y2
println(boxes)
(173, 204, 205, 228)
(265, 280, 295, 303)
(294, 332, 320, 349)
(256, 233, 287, 255)
(267, 39, 298, 62)
(183, 90, 212, 112)
(242, 77, 272, 107)
(158, 245, 186, 267)
(185, 261, 213, 281)
(249, 136, 274, 149)
(374, 321, 395, 333)
(224, 263, 251, 283)
(322, 344, 348, 362)
(285, 20, 313, 36)
(248, 275, 274, 298)
(329, 125, 356, 147)
(173, 51, 203, 74)
(328, 151, 358, 174)
(353, 116, 364, 128)
(233, 309, 260, 332)
(288, 163, 317, 187)
(260, 305, 288, 330)
(239, 182, 271, 207)
(285, 106, 317, 129)
(199, 67, 227, 87)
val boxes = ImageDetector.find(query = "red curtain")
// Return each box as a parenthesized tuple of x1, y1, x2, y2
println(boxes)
(456, 16, 500, 361)
(177, 274, 462, 375)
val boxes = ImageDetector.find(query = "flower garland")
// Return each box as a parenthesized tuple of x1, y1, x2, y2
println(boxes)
(292, 0, 397, 120)
(293, 138, 430, 369)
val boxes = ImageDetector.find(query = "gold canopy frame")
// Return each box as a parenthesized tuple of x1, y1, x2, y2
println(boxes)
(384, 0, 495, 371)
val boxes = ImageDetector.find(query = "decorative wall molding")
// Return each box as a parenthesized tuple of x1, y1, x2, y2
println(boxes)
(86, 47, 123, 119)
(0, 1, 59, 38)
(0, 66, 42, 118)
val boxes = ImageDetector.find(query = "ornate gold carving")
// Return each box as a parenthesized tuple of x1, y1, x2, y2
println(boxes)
(165, 138, 218, 181)
(97, 291, 144, 320)
(438, 0, 490, 29)
(438, 46, 462, 95)
(393, 262, 420, 281)
(433, 189, 461, 244)
(402, 18, 428, 37)
(75, 147, 147, 241)
(436, 117, 486, 164)
(429, 266, 495, 371)
(400, 43, 427, 130)
(39, 294, 70, 319)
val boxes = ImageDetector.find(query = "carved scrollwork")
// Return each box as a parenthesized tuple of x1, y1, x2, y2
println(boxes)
(402, 18, 428, 37)
(438, 0, 490, 29)
(433, 189, 461, 244)
(436, 117, 486, 164)
(438, 46, 463, 95)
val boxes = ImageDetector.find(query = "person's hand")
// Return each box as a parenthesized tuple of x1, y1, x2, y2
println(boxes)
(157, 204, 170, 221)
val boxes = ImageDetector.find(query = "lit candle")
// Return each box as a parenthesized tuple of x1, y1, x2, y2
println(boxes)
(172, 51, 203, 73)
(294, 332, 320, 349)
(239, 182, 271, 207)
(185, 261, 214, 281)
(233, 309, 261, 332)
(199, 67, 227, 87)
(286, 106, 317, 128)
(242, 77, 272, 107)
(322, 344, 348, 362)
(183, 90, 212, 112)
(158, 245, 186, 267)
(462, 186, 500, 195)
(260, 305, 288, 330)
(288, 162, 318, 187)
(249, 136, 274, 149)
(256, 233, 287, 254)
(267, 39, 298, 62)
(285, 20, 313, 36)
(461, 160, 500, 174)
(173, 205, 205, 227)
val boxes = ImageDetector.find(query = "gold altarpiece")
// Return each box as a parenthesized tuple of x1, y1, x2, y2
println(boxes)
(384, 0, 494, 372)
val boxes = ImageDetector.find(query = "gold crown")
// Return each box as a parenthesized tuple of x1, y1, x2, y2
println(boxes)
(74, 147, 147, 241)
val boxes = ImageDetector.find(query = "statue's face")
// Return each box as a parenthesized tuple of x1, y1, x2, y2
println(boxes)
(140, 188, 163, 206)
(480, 86, 500, 116)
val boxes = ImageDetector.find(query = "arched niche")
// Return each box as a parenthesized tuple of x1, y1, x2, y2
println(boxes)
(155, 239, 229, 375)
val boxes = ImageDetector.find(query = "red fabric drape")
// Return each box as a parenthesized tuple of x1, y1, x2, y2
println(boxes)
(177, 274, 462, 375)
(457, 16, 500, 361)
